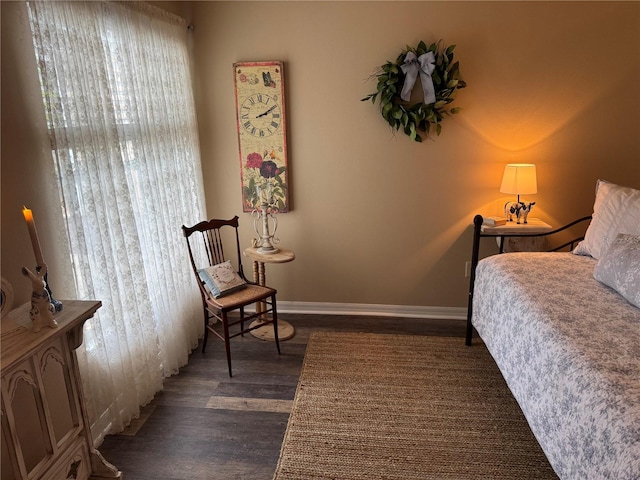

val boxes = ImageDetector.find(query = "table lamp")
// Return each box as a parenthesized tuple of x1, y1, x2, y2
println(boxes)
(500, 163, 537, 204)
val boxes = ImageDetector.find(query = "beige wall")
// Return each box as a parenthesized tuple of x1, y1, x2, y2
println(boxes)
(2, 1, 639, 312)
(1, 2, 77, 308)
(190, 1, 640, 307)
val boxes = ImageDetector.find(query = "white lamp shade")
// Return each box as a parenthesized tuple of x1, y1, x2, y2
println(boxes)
(500, 164, 537, 195)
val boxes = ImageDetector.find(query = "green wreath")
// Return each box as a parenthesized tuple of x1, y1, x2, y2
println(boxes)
(361, 40, 466, 142)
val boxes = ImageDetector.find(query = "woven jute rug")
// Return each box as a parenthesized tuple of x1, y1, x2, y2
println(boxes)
(273, 332, 558, 480)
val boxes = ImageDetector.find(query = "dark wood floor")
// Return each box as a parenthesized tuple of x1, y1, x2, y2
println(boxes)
(98, 313, 467, 480)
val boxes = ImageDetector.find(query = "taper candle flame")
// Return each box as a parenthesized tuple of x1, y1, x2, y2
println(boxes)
(22, 206, 45, 267)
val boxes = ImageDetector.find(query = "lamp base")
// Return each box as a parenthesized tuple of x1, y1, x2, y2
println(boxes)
(257, 246, 279, 255)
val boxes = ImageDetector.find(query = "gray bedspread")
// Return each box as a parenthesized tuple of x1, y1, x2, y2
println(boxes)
(472, 252, 640, 480)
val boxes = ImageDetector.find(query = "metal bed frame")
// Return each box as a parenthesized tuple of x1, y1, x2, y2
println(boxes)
(465, 214, 593, 346)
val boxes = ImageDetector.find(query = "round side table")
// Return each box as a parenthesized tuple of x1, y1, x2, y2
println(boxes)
(243, 247, 296, 341)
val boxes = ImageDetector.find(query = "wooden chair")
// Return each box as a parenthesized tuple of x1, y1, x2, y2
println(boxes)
(182, 216, 280, 376)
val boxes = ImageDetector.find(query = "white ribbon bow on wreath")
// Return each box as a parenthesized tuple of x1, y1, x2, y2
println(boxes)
(400, 51, 436, 104)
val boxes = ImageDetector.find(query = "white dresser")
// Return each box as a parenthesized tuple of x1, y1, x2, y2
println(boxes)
(1, 300, 121, 480)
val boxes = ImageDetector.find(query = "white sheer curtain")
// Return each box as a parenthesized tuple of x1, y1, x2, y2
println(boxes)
(28, 1, 205, 444)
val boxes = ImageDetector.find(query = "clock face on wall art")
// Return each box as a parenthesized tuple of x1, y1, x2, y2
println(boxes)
(234, 61, 289, 213)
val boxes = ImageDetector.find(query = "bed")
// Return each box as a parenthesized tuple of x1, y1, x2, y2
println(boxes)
(466, 180, 640, 480)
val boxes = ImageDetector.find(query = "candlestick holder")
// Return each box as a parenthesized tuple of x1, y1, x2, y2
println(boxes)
(252, 183, 280, 254)
(22, 264, 60, 332)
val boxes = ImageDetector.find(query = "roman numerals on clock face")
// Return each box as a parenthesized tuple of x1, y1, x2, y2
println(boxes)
(241, 93, 281, 137)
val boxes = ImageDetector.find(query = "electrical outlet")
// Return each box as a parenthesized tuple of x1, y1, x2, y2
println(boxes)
(465, 261, 472, 278)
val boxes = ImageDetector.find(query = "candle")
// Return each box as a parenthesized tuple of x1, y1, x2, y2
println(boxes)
(22, 206, 45, 267)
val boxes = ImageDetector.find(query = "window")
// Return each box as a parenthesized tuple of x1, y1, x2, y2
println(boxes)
(28, 0, 205, 443)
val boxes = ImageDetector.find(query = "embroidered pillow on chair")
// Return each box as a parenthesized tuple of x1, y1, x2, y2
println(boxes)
(198, 260, 247, 298)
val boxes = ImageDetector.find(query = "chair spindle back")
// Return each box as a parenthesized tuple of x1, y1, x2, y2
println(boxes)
(182, 216, 246, 281)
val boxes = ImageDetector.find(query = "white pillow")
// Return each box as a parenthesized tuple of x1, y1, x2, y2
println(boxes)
(573, 180, 640, 259)
(593, 234, 640, 309)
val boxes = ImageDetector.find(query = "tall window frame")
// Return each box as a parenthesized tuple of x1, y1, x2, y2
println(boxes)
(28, 0, 206, 443)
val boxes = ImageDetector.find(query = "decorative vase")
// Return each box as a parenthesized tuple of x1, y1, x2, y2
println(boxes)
(252, 182, 279, 254)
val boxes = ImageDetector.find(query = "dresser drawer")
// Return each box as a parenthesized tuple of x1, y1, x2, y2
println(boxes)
(38, 437, 90, 480)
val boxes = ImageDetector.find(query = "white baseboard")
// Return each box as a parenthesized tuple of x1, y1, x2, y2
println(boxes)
(271, 301, 467, 320)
